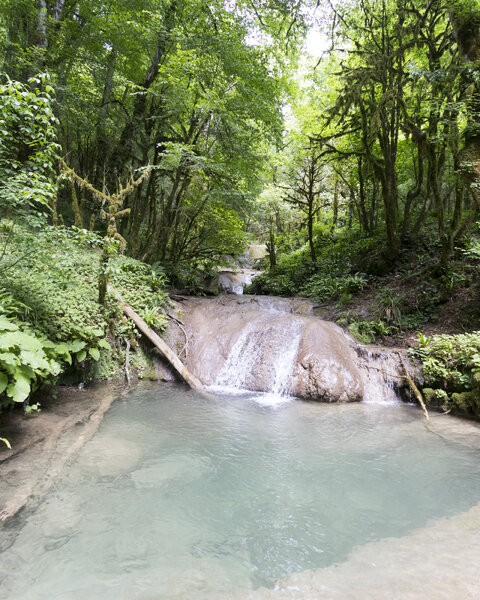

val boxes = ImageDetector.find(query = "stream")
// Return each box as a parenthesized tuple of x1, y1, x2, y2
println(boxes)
(1, 382, 480, 599)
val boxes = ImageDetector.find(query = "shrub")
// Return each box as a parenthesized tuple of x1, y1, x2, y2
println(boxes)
(0, 316, 68, 407)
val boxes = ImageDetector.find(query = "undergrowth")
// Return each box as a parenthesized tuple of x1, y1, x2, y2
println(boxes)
(0, 220, 169, 410)
(410, 332, 480, 418)
(250, 222, 479, 344)
(248, 227, 374, 300)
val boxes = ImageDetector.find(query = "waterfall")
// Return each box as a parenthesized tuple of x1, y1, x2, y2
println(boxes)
(214, 318, 265, 391)
(356, 347, 405, 404)
(212, 315, 304, 397)
(269, 319, 303, 396)
(167, 296, 408, 404)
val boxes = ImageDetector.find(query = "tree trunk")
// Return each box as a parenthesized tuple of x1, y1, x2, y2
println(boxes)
(332, 179, 339, 229)
(308, 202, 316, 262)
(108, 1, 177, 174)
(268, 229, 277, 267)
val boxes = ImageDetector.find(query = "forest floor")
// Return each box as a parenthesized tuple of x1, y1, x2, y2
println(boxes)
(311, 260, 480, 348)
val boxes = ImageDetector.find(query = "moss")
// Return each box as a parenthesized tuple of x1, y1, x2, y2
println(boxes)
(450, 391, 480, 418)
(422, 387, 449, 410)
(90, 348, 121, 380)
(348, 322, 374, 344)
(422, 388, 437, 404)
(471, 371, 480, 390)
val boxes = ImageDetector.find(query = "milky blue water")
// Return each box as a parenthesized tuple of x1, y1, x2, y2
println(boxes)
(1, 382, 479, 599)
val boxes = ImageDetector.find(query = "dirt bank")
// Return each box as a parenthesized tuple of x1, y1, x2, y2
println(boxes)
(0, 383, 123, 523)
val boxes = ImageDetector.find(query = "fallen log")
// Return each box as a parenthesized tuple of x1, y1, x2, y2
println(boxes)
(110, 289, 204, 392)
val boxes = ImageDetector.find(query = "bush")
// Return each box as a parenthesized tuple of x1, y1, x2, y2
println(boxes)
(410, 332, 480, 418)
(0, 74, 60, 216)
(248, 228, 373, 299)
(0, 316, 68, 407)
(0, 221, 169, 399)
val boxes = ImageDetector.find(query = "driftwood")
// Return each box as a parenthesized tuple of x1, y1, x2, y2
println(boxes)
(167, 312, 189, 359)
(398, 353, 430, 422)
(367, 356, 430, 422)
(111, 290, 203, 392)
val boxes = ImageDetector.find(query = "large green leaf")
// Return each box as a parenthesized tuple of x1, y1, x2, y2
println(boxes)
(69, 339, 86, 353)
(55, 343, 72, 364)
(89, 347, 100, 361)
(7, 373, 31, 403)
(19, 350, 49, 371)
(0, 317, 17, 332)
(0, 331, 42, 351)
(97, 338, 111, 350)
(0, 351, 18, 366)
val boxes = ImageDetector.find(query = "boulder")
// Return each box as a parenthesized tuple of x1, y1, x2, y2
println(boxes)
(292, 319, 364, 402)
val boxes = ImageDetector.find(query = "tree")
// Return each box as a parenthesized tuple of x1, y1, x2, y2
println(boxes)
(278, 147, 324, 261)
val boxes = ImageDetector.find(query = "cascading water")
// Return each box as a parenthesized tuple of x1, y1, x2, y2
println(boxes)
(213, 318, 265, 391)
(269, 318, 303, 396)
(212, 315, 304, 398)
(167, 296, 408, 404)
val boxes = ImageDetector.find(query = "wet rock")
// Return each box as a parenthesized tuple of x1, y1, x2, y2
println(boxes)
(292, 320, 363, 402)
(423, 388, 449, 410)
(167, 296, 378, 402)
(472, 371, 480, 390)
(218, 269, 261, 295)
(451, 391, 480, 417)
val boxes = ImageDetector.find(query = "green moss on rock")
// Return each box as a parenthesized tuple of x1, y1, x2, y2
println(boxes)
(471, 371, 480, 390)
(450, 391, 480, 418)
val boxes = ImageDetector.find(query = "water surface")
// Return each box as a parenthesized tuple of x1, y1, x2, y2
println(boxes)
(1, 383, 479, 599)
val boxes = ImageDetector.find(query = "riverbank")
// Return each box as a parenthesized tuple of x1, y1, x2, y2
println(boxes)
(0, 382, 124, 522)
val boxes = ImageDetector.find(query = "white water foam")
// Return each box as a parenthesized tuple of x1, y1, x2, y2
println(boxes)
(213, 318, 265, 391)
(270, 318, 303, 397)
(211, 316, 304, 404)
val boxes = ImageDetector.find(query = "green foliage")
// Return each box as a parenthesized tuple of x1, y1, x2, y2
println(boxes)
(411, 332, 480, 391)
(0, 316, 65, 407)
(108, 256, 169, 334)
(462, 223, 480, 261)
(411, 331, 480, 417)
(300, 272, 367, 302)
(249, 228, 372, 300)
(0, 220, 169, 395)
(339, 317, 395, 343)
(0, 74, 59, 216)
(377, 289, 404, 326)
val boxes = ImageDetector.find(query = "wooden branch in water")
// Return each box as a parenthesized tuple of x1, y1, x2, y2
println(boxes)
(366, 365, 404, 379)
(398, 354, 430, 422)
(367, 357, 430, 422)
(111, 289, 203, 392)
(167, 313, 189, 359)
